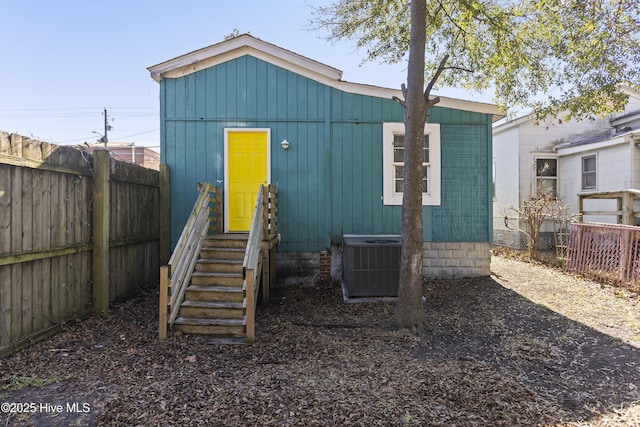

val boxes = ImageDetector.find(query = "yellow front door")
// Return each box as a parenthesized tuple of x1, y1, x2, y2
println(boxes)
(225, 129, 269, 232)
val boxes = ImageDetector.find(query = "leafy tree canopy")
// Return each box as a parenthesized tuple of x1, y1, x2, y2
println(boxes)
(311, 0, 640, 121)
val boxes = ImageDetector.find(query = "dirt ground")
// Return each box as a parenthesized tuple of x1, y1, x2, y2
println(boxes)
(1, 254, 639, 426)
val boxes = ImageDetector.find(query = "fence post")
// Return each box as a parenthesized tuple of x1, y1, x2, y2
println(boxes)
(619, 227, 631, 280)
(578, 195, 584, 222)
(622, 191, 634, 226)
(159, 265, 169, 339)
(159, 164, 170, 264)
(92, 150, 110, 315)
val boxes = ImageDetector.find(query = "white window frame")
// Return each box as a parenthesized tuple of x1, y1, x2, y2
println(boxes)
(382, 122, 441, 206)
(582, 154, 597, 190)
(532, 155, 558, 198)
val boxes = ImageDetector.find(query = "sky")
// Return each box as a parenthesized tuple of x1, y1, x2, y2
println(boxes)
(0, 0, 492, 150)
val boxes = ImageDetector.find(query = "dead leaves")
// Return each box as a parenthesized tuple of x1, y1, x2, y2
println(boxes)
(2, 261, 640, 426)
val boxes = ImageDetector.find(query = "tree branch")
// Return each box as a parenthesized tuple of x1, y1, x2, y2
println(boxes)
(392, 83, 408, 108)
(424, 54, 450, 105)
(435, 0, 466, 34)
(445, 65, 474, 74)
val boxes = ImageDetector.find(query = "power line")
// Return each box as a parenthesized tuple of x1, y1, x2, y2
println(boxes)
(0, 106, 158, 119)
(54, 129, 159, 144)
(117, 129, 159, 140)
(0, 112, 157, 118)
(0, 106, 157, 111)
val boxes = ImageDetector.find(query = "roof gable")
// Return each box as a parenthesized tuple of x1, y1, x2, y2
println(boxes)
(148, 35, 343, 83)
(148, 35, 503, 121)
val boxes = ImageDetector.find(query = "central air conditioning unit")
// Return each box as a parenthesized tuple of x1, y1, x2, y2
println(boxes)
(342, 235, 401, 298)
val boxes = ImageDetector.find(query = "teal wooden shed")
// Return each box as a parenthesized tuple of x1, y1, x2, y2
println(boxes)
(148, 35, 503, 280)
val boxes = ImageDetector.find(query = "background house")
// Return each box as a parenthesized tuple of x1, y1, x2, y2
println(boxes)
(78, 142, 160, 170)
(149, 35, 502, 279)
(493, 85, 640, 248)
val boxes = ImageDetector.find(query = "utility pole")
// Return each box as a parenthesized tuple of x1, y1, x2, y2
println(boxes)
(102, 108, 109, 149)
(93, 108, 113, 149)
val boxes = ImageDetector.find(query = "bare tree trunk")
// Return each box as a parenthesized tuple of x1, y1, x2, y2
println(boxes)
(395, 0, 429, 329)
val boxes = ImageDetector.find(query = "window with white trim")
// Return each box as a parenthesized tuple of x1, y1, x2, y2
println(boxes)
(383, 123, 441, 205)
(582, 154, 597, 190)
(534, 157, 557, 197)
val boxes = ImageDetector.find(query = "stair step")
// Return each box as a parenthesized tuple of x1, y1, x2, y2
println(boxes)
(200, 247, 245, 260)
(174, 317, 245, 336)
(185, 285, 245, 302)
(191, 271, 244, 287)
(203, 234, 248, 249)
(179, 300, 245, 319)
(175, 317, 245, 326)
(170, 233, 257, 340)
(195, 259, 244, 273)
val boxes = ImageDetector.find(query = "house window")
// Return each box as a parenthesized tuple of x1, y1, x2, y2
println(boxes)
(582, 154, 597, 190)
(535, 158, 557, 197)
(383, 123, 440, 205)
(393, 134, 429, 193)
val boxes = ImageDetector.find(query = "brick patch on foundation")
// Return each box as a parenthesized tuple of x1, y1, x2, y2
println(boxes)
(319, 250, 331, 282)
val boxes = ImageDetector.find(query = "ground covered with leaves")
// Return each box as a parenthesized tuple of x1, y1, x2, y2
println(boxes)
(1, 255, 639, 426)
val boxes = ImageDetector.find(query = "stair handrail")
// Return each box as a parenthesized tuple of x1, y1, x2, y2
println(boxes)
(159, 182, 219, 339)
(263, 184, 278, 244)
(243, 185, 265, 344)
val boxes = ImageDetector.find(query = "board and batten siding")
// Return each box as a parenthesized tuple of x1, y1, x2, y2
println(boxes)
(160, 54, 493, 252)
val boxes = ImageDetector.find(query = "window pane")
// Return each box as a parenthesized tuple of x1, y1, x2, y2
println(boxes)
(392, 134, 431, 194)
(423, 136, 430, 163)
(393, 135, 404, 162)
(583, 156, 596, 173)
(394, 149, 404, 162)
(583, 173, 596, 189)
(422, 166, 429, 193)
(393, 134, 404, 147)
(536, 158, 557, 177)
(537, 178, 556, 196)
(395, 165, 403, 192)
(393, 134, 429, 162)
(582, 155, 596, 189)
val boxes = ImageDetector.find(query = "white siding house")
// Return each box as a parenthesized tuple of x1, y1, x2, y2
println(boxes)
(557, 120, 640, 224)
(493, 85, 640, 247)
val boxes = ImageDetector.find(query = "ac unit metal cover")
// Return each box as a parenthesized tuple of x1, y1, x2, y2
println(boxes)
(342, 234, 401, 298)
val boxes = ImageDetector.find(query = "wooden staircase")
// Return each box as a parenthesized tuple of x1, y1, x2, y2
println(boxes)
(174, 234, 249, 342)
(160, 183, 278, 344)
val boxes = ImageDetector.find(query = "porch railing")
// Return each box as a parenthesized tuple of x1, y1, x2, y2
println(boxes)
(159, 183, 222, 339)
(159, 183, 277, 341)
(565, 222, 640, 292)
(244, 184, 278, 343)
(579, 189, 640, 225)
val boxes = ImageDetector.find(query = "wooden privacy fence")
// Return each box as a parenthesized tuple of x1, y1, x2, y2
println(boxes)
(0, 133, 168, 357)
(565, 222, 640, 292)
